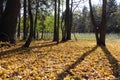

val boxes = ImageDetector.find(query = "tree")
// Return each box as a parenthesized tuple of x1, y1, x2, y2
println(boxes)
(61, 0, 72, 41)
(89, 0, 99, 45)
(33, 0, 39, 40)
(0, 0, 20, 44)
(23, 0, 27, 40)
(0, 0, 4, 17)
(57, 0, 60, 43)
(17, 3, 21, 40)
(53, 0, 57, 41)
(89, 0, 107, 46)
(106, 0, 117, 33)
(65, 0, 70, 40)
(100, 0, 107, 46)
(22, 0, 33, 47)
(82, 6, 88, 32)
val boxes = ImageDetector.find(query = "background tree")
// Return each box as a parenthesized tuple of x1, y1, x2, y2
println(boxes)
(23, 0, 27, 40)
(107, 0, 118, 33)
(22, 0, 33, 47)
(53, 0, 57, 41)
(33, 0, 39, 40)
(17, 1, 21, 40)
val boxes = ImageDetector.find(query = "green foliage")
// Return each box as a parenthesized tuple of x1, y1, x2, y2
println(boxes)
(44, 15, 54, 32)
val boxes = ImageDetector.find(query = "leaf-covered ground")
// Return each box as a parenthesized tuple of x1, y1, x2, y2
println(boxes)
(0, 40, 120, 80)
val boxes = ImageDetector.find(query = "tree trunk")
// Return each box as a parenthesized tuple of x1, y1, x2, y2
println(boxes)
(36, 31, 39, 40)
(89, 0, 107, 46)
(17, 8, 21, 40)
(89, 0, 100, 45)
(0, 0, 20, 44)
(22, 0, 33, 48)
(61, 25, 66, 41)
(100, 0, 107, 46)
(0, 0, 4, 17)
(33, 0, 39, 39)
(62, 0, 71, 41)
(23, 0, 27, 40)
(53, 0, 58, 41)
(66, 0, 72, 40)
(57, 0, 60, 43)
(62, 0, 70, 41)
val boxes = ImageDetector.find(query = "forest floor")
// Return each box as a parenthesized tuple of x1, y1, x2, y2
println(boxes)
(0, 40, 120, 80)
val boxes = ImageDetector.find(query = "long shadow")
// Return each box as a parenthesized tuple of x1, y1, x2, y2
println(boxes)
(100, 46, 120, 79)
(57, 45, 98, 79)
(0, 42, 57, 59)
(0, 47, 23, 59)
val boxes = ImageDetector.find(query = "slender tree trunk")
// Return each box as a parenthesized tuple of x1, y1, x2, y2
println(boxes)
(100, 0, 107, 46)
(0, 0, 20, 44)
(57, 0, 60, 43)
(41, 29, 44, 39)
(71, 0, 73, 31)
(17, 8, 21, 40)
(41, 16, 45, 40)
(61, 0, 65, 41)
(61, 25, 66, 41)
(33, 0, 39, 39)
(89, 0, 100, 45)
(22, 0, 33, 48)
(36, 31, 39, 40)
(53, 0, 58, 41)
(23, 0, 27, 40)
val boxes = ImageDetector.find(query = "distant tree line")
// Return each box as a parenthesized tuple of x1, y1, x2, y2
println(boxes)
(0, 0, 119, 47)
(72, 0, 120, 33)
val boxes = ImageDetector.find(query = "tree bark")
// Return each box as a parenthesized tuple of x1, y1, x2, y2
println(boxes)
(89, 0, 107, 46)
(33, 0, 39, 39)
(53, 0, 58, 41)
(22, 0, 33, 48)
(17, 8, 21, 40)
(23, 0, 27, 40)
(57, 0, 60, 43)
(0, 0, 20, 44)
(100, 0, 107, 46)
(0, 0, 4, 17)
(89, 0, 100, 45)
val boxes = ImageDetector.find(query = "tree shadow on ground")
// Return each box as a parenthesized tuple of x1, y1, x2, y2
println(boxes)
(100, 46, 120, 79)
(0, 42, 57, 59)
(57, 45, 98, 79)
